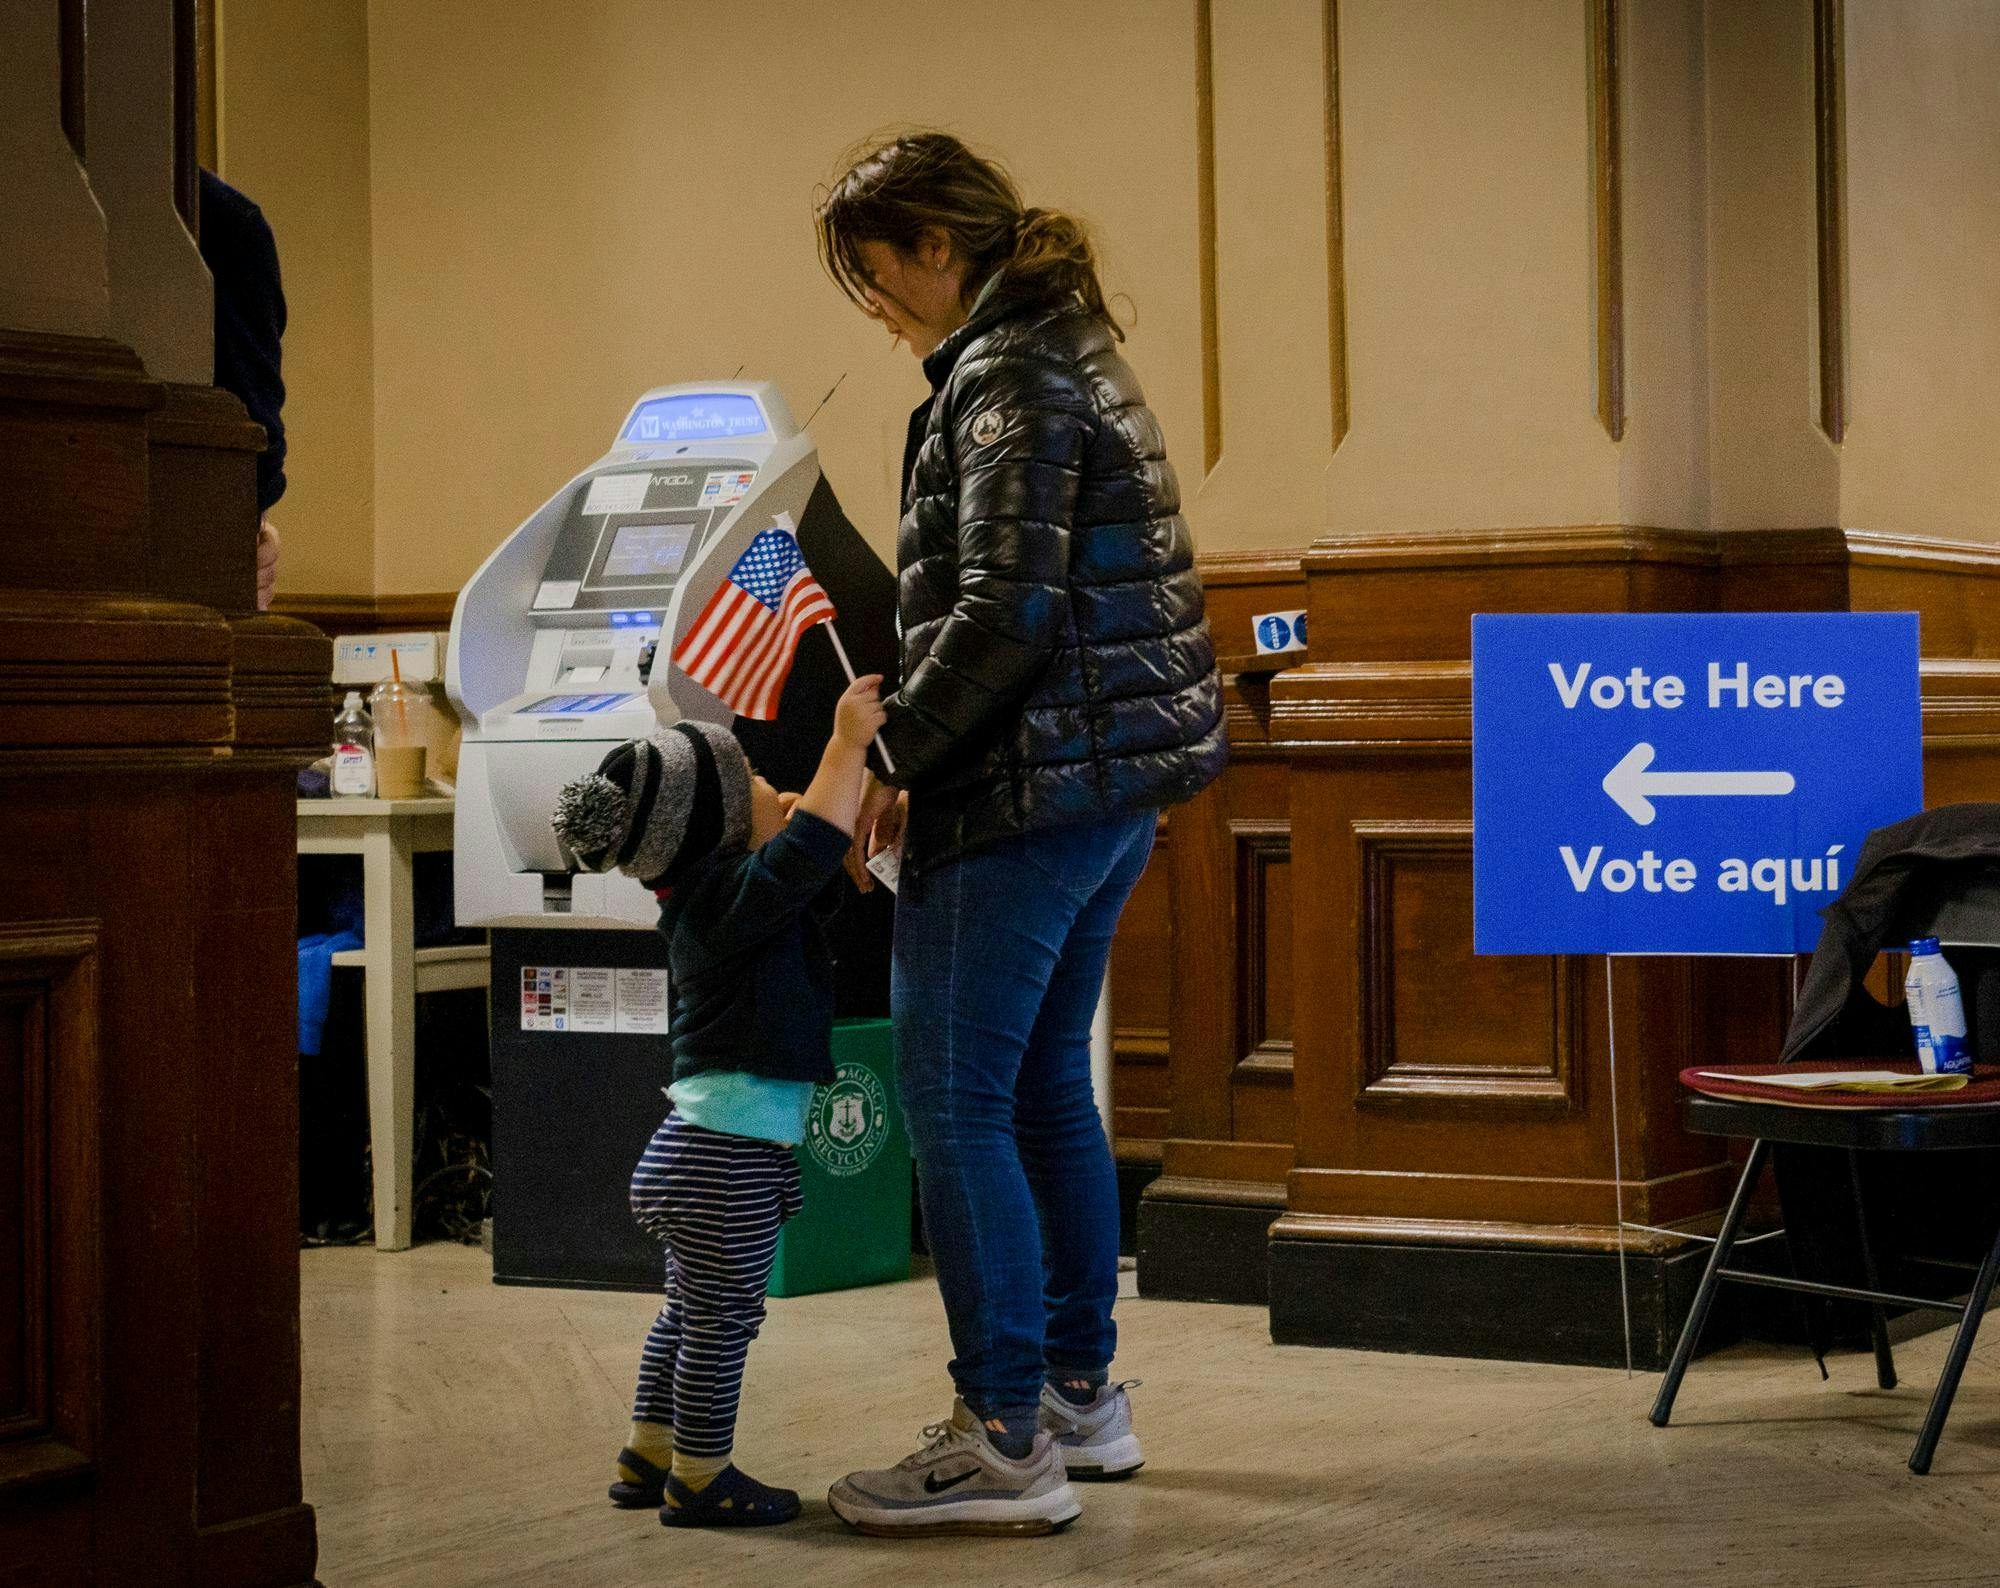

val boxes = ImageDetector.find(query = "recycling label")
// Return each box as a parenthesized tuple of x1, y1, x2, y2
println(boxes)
(804, 1062, 891, 1177)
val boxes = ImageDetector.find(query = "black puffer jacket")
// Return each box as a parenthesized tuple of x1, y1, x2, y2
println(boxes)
(877, 289, 1227, 872)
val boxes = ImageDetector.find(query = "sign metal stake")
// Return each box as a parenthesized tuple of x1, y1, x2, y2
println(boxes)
(1607, 955, 1634, 1377)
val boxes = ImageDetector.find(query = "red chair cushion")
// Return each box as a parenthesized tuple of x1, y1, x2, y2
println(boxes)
(1681, 1060, 2000, 1109)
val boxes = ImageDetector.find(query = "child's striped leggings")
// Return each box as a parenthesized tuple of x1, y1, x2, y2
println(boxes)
(629, 1113, 802, 1458)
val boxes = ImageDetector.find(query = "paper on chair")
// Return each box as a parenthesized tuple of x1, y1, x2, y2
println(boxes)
(1695, 1070, 1971, 1094)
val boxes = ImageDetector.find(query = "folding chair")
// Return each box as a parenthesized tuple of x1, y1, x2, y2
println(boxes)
(1649, 1072, 2000, 1474)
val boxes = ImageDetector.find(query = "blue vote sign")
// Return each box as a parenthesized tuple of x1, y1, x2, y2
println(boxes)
(1473, 612, 1922, 956)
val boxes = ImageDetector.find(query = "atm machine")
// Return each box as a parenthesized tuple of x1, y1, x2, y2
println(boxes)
(449, 381, 897, 1288)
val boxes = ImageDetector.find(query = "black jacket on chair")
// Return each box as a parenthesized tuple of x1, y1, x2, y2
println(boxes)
(1782, 803, 2000, 1063)
(876, 288, 1227, 874)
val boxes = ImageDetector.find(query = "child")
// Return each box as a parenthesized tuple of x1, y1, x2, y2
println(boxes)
(549, 674, 886, 1528)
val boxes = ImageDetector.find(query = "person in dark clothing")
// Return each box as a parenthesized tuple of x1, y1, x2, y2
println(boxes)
(199, 168, 286, 609)
(550, 674, 886, 1530)
(814, 132, 1225, 1539)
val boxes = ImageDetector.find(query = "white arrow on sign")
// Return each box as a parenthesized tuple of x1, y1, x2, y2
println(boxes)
(1601, 742, 1796, 826)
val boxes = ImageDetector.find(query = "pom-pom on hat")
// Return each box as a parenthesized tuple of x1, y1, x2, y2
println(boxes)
(550, 720, 752, 890)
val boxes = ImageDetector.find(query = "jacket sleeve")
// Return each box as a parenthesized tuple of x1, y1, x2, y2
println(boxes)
(686, 810, 852, 961)
(199, 171, 289, 514)
(876, 354, 1093, 785)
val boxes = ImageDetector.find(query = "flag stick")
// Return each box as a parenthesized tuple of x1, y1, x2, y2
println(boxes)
(821, 618, 895, 776)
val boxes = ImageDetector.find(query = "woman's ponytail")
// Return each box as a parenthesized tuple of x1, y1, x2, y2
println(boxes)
(818, 132, 1123, 339)
(1006, 207, 1114, 329)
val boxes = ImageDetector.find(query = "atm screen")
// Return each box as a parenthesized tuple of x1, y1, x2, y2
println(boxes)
(602, 521, 695, 579)
(622, 393, 767, 443)
(527, 693, 638, 715)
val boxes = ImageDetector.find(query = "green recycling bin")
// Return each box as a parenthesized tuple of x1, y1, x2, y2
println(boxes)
(769, 1018, 912, 1297)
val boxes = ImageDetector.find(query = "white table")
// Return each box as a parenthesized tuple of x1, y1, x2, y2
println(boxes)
(297, 797, 489, 1251)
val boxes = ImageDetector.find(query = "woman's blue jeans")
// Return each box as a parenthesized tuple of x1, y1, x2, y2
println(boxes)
(891, 809, 1157, 1422)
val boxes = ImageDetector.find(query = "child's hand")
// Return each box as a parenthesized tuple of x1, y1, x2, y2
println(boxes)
(833, 674, 887, 750)
(778, 790, 800, 825)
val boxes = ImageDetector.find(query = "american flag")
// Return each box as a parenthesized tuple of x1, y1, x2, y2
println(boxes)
(671, 524, 836, 721)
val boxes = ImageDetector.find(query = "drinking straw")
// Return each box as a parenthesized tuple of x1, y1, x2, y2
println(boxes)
(389, 649, 410, 741)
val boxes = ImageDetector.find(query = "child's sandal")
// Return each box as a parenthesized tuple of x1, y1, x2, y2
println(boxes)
(659, 1465, 801, 1528)
(608, 1447, 670, 1509)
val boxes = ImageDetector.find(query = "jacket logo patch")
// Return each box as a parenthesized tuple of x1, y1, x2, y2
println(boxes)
(970, 408, 1005, 446)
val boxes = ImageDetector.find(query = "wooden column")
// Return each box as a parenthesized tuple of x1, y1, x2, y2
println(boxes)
(0, 339, 325, 1584)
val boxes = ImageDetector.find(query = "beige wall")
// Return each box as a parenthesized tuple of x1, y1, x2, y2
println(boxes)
(217, 0, 375, 595)
(1703, 0, 1839, 531)
(362, 0, 1200, 595)
(0, 6, 110, 337)
(1332, 0, 1619, 535)
(1620, 0, 1710, 532)
(220, 0, 2000, 605)
(1844, 0, 2000, 540)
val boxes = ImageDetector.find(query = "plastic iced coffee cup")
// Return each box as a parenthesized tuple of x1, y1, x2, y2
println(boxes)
(370, 680, 431, 799)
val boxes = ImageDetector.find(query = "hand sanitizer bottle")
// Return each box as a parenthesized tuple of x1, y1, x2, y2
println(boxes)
(1906, 938, 1971, 1075)
(331, 691, 376, 798)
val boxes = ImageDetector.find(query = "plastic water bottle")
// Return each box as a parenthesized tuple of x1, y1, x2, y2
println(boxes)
(331, 691, 376, 797)
(1906, 938, 1971, 1075)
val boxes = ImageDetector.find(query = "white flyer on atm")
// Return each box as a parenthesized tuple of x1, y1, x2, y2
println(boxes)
(616, 967, 671, 1034)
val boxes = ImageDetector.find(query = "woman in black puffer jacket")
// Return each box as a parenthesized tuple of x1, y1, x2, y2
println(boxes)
(816, 133, 1224, 1535)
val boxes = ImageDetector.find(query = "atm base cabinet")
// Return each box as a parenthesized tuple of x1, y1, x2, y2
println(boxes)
(488, 927, 673, 1293)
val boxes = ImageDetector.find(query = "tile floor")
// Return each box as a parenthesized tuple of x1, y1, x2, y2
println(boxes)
(302, 1243, 2000, 1587)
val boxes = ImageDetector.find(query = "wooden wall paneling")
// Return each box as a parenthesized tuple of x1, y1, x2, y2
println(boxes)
(0, 924, 101, 1501)
(1136, 550, 1308, 1302)
(1270, 530, 1761, 1366)
(148, 383, 266, 614)
(1354, 821, 1584, 1114)
(1264, 524, 2000, 1368)
(1845, 531, 2000, 656)
(190, 615, 326, 1582)
(0, 324, 322, 1582)
(1234, 822, 1293, 1082)
(1109, 816, 1172, 1160)
(0, 593, 233, 770)
(1164, 776, 1235, 1148)
(1920, 660, 2000, 805)
(1162, 717, 1296, 1184)
(270, 593, 383, 636)
(0, 334, 157, 593)
(1198, 549, 1310, 671)
(80, 773, 207, 1578)
(376, 592, 459, 632)
(1302, 527, 1718, 664)
(1272, 688, 1740, 1365)
(272, 590, 459, 637)
(1225, 816, 1296, 1150)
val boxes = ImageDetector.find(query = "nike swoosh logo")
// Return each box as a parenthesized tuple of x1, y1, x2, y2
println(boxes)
(923, 1468, 979, 1494)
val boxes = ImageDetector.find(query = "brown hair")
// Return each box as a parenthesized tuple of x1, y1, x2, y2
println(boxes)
(816, 131, 1121, 339)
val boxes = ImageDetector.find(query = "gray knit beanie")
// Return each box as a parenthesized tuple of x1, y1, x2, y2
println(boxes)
(549, 720, 752, 890)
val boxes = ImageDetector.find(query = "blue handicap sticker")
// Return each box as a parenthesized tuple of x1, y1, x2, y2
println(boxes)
(1473, 612, 1922, 955)
(1258, 614, 1294, 653)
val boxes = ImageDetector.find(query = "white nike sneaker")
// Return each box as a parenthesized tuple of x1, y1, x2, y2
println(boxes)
(828, 1400, 1082, 1537)
(1039, 1380, 1144, 1480)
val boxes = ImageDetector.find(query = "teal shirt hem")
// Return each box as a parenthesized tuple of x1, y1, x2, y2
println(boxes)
(667, 1071, 815, 1147)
